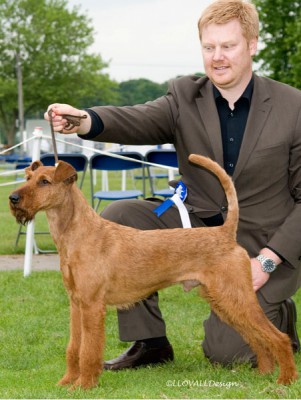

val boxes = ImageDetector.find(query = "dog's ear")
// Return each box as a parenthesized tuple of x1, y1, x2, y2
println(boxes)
(54, 161, 78, 184)
(25, 160, 43, 178)
(30, 160, 43, 171)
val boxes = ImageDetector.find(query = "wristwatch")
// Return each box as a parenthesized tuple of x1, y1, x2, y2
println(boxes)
(256, 254, 277, 273)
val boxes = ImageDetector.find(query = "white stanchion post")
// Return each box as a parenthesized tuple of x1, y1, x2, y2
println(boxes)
(168, 168, 176, 189)
(122, 170, 126, 190)
(24, 127, 42, 277)
(102, 171, 108, 191)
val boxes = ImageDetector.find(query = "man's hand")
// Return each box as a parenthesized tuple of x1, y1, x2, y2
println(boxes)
(44, 103, 91, 135)
(251, 247, 282, 291)
(251, 257, 270, 291)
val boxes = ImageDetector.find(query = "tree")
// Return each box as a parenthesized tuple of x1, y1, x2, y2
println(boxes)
(254, 0, 301, 89)
(116, 79, 168, 106)
(115, 74, 204, 107)
(0, 0, 118, 147)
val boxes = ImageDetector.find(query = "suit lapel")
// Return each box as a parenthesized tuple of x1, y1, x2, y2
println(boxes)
(233, 76, 272, 181)
(195, 80, 224, 166)
(195, 76, 272, 179)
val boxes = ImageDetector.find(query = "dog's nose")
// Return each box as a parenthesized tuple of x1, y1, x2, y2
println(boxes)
(9, 193, 21, 204)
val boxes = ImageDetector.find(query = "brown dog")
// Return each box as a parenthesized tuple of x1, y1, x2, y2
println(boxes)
(9, 154, 298, 389)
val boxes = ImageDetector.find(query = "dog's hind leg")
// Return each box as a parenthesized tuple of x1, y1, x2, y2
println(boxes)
(232, 312, 297, 385)
(233, 304, 297, 384)
(255, 346, 275, 374)
(263, 326, 298, 385)
(71, 300, 106, 390)
(202, 284, 298, 385)
(58, 299, 81, 386)
(200, 285, 276, 372)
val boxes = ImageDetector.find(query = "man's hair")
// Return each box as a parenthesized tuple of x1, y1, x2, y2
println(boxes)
(198, 0, 259, 42)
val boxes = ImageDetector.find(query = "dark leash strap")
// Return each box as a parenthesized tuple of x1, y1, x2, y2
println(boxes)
(48, 109, 59, 165)
(48, 109, 87, 165)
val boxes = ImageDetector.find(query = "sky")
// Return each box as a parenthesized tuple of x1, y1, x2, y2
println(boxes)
(67, 0, 213, 83)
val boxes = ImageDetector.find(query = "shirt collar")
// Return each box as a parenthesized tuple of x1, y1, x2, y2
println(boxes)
(213, 77, 254, 103)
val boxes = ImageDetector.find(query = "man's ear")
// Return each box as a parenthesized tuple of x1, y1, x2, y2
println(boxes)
(249, 37, 258, 57)
(54, 161, 78, 184)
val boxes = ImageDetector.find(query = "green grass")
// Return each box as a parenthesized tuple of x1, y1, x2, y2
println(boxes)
(1, 165, 301, 398)
(1, 271, 300, 399)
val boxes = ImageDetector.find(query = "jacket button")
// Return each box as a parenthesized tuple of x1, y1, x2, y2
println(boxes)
(221, 206, 228, 212)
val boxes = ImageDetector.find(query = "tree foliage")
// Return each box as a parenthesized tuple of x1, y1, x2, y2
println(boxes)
(116, 79, 168, 106)
(254, 0, 301, 89)
(0, 0, 118, 146)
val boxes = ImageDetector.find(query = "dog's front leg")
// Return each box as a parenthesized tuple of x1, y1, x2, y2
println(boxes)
(58, 298, 81, 386)
(71, 300, 106, 390)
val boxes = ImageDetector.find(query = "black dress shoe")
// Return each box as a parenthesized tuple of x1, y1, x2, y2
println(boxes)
(104, 341, 174, 371)
(284, 298, 300, 353)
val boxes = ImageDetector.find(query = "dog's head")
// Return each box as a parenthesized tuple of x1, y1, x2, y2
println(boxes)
(9, 160, 77, 225)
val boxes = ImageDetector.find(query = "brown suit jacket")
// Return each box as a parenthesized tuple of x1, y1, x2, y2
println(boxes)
(87, 74, 301, 302)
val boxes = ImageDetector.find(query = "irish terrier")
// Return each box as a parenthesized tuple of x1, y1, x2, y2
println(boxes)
(9, 154, 298, 389)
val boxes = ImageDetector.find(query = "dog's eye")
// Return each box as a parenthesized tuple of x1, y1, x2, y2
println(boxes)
(39, 179, 50, 186)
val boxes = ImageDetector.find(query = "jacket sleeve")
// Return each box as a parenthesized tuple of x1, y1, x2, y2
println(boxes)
(82, 90, 179, 146)
(267, 107, 301, 268)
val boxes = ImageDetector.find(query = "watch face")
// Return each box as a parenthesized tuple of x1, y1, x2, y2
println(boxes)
(263, 259, 276, 272)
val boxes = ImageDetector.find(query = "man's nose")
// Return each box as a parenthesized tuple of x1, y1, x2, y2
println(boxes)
(212, 47, 224, 61)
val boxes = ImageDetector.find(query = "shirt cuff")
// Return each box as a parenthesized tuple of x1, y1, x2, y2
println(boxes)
(78, 109, 104, 140)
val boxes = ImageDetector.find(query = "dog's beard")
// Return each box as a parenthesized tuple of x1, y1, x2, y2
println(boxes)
(9, 205, 34, 225)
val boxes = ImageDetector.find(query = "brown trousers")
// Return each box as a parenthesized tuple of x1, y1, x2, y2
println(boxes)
(101, 199, 288, 365)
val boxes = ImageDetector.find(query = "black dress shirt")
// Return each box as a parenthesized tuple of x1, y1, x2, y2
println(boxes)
(213, 78, 254, 176)
(200, 79, 254, 226)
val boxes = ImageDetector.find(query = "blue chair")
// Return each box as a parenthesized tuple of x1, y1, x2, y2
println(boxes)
(15, 162, 31, 181)
(145, 149, 178, 198)
(40, 153, 88, 188)
(15, 153, 89, 252)
(90, 151, 145, 211)
(5, 155, 32, 181)
(4, 154, 32, 164)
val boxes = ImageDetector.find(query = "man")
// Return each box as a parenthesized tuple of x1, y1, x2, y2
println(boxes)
(45, 0, 301, 370)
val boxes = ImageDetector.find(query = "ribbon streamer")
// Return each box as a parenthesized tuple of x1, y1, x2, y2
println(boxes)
(153, 181, 192, 228)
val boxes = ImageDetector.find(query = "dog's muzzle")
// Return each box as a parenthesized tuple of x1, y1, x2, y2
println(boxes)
(9, 192, 33, 225)
(9, 193, 21, 205)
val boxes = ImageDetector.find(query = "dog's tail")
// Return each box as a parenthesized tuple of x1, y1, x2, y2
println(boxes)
(188, 154, 238, 239)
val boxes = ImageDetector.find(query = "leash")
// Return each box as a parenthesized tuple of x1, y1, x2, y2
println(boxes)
(48, 109, 87, 166)
(48, 109, 59, 165)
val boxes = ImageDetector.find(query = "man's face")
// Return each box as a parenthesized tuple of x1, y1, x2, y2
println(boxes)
(201, 19, 257, 91)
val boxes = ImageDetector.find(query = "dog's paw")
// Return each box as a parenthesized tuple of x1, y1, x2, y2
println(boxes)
(57, 373, 78, 386)
(257, 357, 275, 375)
(277, 370, 298, 385)
(68, 375, 99, 391)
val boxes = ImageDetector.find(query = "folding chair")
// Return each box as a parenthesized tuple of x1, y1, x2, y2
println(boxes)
(15, 162, 31, 181)
(15, 153, 89, 252)
(40, 153, 88, 188)
(145, 149, 178, 198)
(90, 151, 145, 211)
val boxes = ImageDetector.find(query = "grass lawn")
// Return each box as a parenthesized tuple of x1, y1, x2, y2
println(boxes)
(1, 271, 301, 399)
(1, 164, 301, 398)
